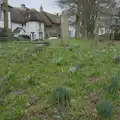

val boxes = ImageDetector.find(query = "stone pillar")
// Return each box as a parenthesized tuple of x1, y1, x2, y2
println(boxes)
(61, 13, 69, 45)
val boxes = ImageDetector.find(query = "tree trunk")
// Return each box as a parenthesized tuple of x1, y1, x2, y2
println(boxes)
(3, 0, 8, 37)
(83, 11, 88, 39)
(111, 27, 114, 44)
(75, 14, 81, 39)
(93, 21, 99, 56)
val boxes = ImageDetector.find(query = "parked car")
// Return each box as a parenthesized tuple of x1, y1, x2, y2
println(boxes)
(48, 37, 58, 40)
(16, 34, 31, 40)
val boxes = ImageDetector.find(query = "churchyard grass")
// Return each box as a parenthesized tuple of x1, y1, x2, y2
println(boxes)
(0, 39, 120, 120)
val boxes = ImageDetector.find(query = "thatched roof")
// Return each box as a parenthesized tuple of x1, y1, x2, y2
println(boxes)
(39, 11, 60, 26)
(43, 12, 60, 24)
(11, 7, 44, 24)
(29, 9, 44, 22)
(11, 6, 61, 26)
(11, 7, 25, 24)
(39, 12, 52, 26)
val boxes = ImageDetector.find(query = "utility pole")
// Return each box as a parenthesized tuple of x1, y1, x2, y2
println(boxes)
(3, 0, 8, 37)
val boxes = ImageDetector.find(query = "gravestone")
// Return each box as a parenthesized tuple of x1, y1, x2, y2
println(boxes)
(61, 12, 69, 46)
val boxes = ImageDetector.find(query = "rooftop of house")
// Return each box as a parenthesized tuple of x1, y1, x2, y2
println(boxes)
(11, 4, 61, 26)
(11, 7, 25, 24)
(43, 11, 60, 24)
(39, 11, 52, 26)
(11, 7, 44, 24)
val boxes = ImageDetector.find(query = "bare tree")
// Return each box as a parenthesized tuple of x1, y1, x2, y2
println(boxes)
(56, 0, 98, 39)
(57, 0, 119, 40)
(57, 0, 81, 38)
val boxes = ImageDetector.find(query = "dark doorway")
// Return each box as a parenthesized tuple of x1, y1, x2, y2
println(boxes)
(39, 32, 43, 40)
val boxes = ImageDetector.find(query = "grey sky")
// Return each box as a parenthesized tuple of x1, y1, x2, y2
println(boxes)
(8, 0, 61, 14)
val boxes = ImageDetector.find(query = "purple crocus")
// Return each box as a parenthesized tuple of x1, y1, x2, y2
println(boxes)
(76, 50, 80, 55)
(114, 56, 120, 63)
(14, 89, 24, 96)
(2, 77, 7, 81)
(29, 95, 37, 104)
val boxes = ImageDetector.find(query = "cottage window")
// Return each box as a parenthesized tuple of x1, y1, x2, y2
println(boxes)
(105, 19, 111, 25)
(101, 29, 104, 34)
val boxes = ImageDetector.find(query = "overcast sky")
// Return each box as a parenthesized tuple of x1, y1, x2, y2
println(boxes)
(8, 0, 61, 14)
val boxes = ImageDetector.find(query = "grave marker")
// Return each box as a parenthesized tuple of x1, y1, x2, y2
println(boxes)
(61, 12, 69, 46)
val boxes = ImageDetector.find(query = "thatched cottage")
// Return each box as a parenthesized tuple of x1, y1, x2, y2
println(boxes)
(0, 2, 61, 40)
(11, 4, 61, 40)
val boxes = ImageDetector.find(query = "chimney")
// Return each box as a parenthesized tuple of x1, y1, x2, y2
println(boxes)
(21, 4, 25, 8)
(40, 5, 43, 12)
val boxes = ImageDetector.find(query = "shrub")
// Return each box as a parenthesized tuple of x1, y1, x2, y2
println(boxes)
(50, 87, 70, 107)
(107, 73, 120, 93)
(68, 46, 73, 51)
(96, 100, 112, 118)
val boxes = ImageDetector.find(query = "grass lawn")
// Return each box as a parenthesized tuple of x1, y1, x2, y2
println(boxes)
(0, 39, 120, 120)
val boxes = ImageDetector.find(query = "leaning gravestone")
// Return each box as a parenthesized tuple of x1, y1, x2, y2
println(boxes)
(61, 12, 69, 46)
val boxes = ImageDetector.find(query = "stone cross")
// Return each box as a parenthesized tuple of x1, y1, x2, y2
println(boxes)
(0, 0, 3, 18)
(0, 0, 3, 5)
(61, 12, 69, 45)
